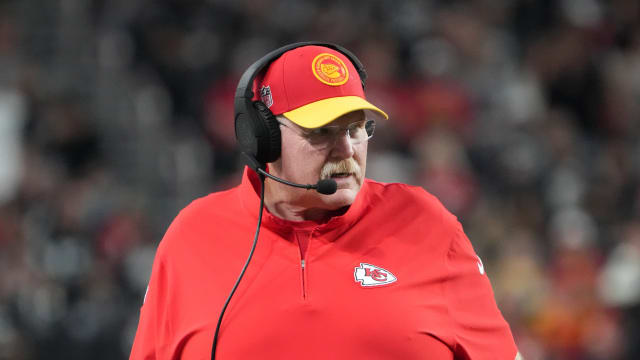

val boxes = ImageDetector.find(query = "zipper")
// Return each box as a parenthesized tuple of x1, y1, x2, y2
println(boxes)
(296, 229, 314, 300)
(301, 259, 307, 299)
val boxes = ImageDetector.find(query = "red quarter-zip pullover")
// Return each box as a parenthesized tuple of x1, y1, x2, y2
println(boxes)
(130, 168, 518, 359)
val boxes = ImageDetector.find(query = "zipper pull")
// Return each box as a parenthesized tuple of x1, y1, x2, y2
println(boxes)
(301, 259, 305, 269)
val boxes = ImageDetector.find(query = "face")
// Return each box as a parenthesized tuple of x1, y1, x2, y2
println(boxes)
(268, 110, 368, 211)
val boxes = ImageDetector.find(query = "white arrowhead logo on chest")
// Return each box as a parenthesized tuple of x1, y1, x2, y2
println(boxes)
(354, 263, 397, 287)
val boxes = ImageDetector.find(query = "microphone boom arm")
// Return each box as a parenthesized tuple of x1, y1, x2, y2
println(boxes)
(257, 168, 316, 190)
(241, 152, 337, 195)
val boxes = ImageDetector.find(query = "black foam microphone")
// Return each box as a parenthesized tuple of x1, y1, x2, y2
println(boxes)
(316, 179, 338, 195)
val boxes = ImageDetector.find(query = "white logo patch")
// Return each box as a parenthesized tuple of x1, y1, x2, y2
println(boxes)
(354, 263, 397, 287)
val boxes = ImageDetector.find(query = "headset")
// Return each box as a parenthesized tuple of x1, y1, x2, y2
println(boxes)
(234, 41, 368, 169)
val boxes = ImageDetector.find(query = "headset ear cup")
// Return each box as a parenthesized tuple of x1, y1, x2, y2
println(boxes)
(253, 101, 281, 163)
(235, 110, 258, 158)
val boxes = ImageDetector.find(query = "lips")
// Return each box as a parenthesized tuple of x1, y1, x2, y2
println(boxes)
(331, 172, 352, 178)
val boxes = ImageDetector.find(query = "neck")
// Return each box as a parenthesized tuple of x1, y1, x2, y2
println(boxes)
(266, 202, 332, 223)
(264, 180, 347, 223)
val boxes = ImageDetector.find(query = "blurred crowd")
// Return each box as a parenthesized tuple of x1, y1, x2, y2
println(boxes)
(0, 0, 639, 359)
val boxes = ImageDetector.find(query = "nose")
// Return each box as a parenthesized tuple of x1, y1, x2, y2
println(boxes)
(329, 131, 355, 159)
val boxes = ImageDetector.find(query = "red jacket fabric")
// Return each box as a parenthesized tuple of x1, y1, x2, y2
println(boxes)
(130, 168, 518, 359)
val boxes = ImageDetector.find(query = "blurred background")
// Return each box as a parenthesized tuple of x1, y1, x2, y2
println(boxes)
(0, 0, 639, 359)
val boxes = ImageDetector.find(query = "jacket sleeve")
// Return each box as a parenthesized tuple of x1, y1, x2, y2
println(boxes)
(445, 221, 519, 360)
(129, 243, 169, 360)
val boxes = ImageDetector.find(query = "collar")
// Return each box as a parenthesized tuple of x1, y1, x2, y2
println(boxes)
(238, 166, 370, 238)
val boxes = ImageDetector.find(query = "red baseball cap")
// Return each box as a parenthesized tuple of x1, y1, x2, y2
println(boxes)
(251, 45, 388, 128)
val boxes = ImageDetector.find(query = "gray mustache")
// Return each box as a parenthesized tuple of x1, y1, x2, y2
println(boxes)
(320, 158, 362, 180)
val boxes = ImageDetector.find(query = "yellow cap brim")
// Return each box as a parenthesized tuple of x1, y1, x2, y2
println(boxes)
(283, 96, 388, 129)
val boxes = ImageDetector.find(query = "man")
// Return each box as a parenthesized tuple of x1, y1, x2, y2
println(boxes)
(130, 43, 522, 359)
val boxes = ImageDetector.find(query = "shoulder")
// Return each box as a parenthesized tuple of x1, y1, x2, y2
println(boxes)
(364, 178, 441, 202)
(361, 179, 462, 243)
(364, 178, 454, 221)
(157, 185, 243, 251)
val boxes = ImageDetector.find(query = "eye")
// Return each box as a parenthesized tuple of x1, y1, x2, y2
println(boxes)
(365, 120, 375, 135)
(309, 127, 333, 138)
(348, 121, 365, 132)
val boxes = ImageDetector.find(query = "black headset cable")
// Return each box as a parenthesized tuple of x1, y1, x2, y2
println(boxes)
(211, 173, 265, 360)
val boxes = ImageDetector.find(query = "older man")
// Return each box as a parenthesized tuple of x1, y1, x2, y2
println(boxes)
(130, 43, 521, 360)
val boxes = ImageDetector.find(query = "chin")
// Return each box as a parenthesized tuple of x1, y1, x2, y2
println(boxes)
(320, 188, 359, 210)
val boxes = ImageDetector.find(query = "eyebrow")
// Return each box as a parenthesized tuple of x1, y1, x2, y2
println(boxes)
(277, 114, 365, 132)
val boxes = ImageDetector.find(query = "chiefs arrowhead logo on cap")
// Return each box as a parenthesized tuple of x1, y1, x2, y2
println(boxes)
(312, 53, 349, 86)
(354, 263, 397, 287)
